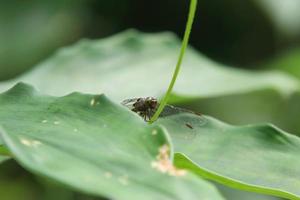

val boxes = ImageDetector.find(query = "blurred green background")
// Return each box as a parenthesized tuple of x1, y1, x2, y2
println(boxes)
(1, 0, 300, 80)
(1, 0, 300, 199)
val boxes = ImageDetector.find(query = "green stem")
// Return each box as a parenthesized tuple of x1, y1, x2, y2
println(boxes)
(149, 0, 198, 123)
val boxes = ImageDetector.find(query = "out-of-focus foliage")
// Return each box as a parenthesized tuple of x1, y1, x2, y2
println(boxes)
(0, 155, 9, 164)
(1, 0, 300, 81)
(255, 0, 300, 38)
(118, 0, 275, 66)
(0, 160, 108, 200)
(0, 0, 87, 80)
(262, 48, 300, 79)
(0, 161, 43, 200)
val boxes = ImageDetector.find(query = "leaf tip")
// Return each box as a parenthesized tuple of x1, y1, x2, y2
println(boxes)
(3, 82, 37, 97)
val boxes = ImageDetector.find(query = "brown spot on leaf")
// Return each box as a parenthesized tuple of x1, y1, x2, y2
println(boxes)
(151, 144, 186, 177)
(185, 123, 193, 129)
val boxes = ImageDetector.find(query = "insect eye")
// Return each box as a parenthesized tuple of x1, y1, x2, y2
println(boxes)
(150, 100, 157, 108)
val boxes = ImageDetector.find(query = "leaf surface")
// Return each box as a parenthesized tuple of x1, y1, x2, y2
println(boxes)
(1, 30, 299, 135)
(0, 30, 298, 99)
(157, 111, 300, 200)
(0, 83, 224, 200)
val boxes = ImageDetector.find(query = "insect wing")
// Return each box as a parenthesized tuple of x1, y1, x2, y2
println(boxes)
(121, 98, 139, 109)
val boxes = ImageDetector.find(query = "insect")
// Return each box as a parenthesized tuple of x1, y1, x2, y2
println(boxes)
(122, 97, 203, 124)
(121, 97, 159, 121)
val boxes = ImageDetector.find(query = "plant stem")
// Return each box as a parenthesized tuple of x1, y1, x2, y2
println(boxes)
(149, 0, 198, 123)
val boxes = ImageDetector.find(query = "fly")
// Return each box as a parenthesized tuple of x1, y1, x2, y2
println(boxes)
(121, 97, 203, 123)
(121, 97, 158, 121)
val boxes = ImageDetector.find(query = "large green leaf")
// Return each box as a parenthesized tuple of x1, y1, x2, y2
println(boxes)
(1, 30, 299, 135)
(0, 30, 298, 98)
(156, 111, 300, 200)
(0, 83, 224, 200)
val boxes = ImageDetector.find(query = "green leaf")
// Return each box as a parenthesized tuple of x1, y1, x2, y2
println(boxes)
(173, 88, 300, 137)
(0, 161, 45, 200)
(215, 183, 282, 200)
(1, 30, 299, 99)
(0, 156, 8, 164)
(263, 48, 300, 79)
(157, 111, 300, 200)
(0, 142, 7, 163)
(0, 138, 10, 163)
(1, 30, 300, 135)
(0, 83, 224, 200)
